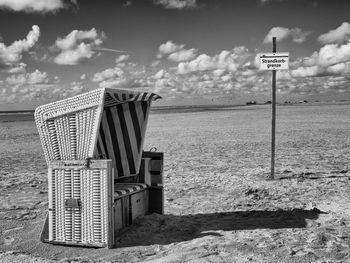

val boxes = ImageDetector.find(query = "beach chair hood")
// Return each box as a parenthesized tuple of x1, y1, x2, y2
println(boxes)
(35, 88, 161, 177)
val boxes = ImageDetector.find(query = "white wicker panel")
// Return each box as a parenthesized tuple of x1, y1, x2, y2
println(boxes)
(35, 88, 104, 164)
(48, 165, 110, 246)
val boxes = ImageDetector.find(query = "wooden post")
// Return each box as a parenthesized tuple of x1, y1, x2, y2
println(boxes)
(270, 37, 277, 179)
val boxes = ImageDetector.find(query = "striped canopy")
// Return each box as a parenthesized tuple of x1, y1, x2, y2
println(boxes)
(35, 88, 161, 178)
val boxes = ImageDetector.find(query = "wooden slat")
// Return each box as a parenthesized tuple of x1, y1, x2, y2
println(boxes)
(130, 191, 148, 221)
(106, 161, 114, 248)
(49, 160, 111, 169)
(48, 168, 53, 241)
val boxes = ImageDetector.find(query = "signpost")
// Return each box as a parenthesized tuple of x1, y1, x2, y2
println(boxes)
(259, 37, 289, 179)
(259, 52, 289, 70)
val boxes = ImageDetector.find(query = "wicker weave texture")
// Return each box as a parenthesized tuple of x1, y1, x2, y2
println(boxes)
(35, 89, 104, 163)
(35, 88, 161, 166)
(48, 165, 110, 246)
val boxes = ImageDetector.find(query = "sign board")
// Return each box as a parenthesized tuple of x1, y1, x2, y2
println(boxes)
(259, 52, 289, 70)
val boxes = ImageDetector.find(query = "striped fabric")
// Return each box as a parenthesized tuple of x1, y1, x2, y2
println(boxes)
(35, 88, 161, 175)
(114, 183, 147, 199)
(104, 90, 161, 108)
(95, 90, 161, 177)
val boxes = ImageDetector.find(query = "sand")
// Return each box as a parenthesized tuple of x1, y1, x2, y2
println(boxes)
(1, 104, 350, 262)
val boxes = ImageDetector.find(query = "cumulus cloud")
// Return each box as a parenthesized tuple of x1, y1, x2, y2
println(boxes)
(157, 41, 184, 58)
(0, 25, 40, 68)
(53, 28, 105, 65)
(291, 66, 321, 78)
(6, 69, 49, 86)
(264, 27, 311, 43)
(54, 43, 96, 65)
(153, 69, 167, 79)
(115, 54, 130, 64)
(177, 47, 250, 74)
(157, 40, 198, 62)
(7, 62, 27, 74)
(305, 42, 350, 68)
(0, 0, 66, 13)
(325, 62, 350, 76)
(288, 40, 350, 79)
(55, 28, 102, 50)
(153, 0, 198, 9)
(318, 22, 350, 44)
(168, 48, 198, 62)
(92, 67, 124, 82)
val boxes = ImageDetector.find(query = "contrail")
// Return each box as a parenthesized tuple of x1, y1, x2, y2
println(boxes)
(94, 47, 129, 53)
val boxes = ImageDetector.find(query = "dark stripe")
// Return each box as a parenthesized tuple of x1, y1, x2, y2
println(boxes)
(260, 55, 288, 58)
(141, 93, 148, 100)
(105, 108, 124, 176)
(98, 127, 109, 159)
(117, 105, 136, 174)
(141, 101, 148, 118)
(122, 93, 127, 100)
(129, 93, 133, 99)
(148, 93, 157, 101)
(114, 93, 121, 101)
(96, 141, 102, 157)
(133, 93, 140, 101)
(128, 102, 142, 150)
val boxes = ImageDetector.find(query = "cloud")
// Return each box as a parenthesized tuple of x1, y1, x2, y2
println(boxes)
(53, 28, 105, 65)
(0, 0, 66, 13)
(7, 62, 27, 73)
(177, 47, 250, 74)
(6, 69, 49, 86)
(289, 41, 350, 78)
(0, 25, 40, 68)
(115, 54, 130, 64)
(54, 43, 96, 65)
(0, 69, 98, 104)
(264, 27, 311, 43)
(318, 22, 350, 44)
(167, 48, 198, 62)
(69, 80, 85, 94)
(290, 66, 321, 78)
(153, 0, 198, 10)
(305, 42, 350, 68)
(92, 67, 124, 82)
(157, 41, 184, 58)
(153, 69, 167, 79)
(55, 28, 102, 50)
(157, 40, 198, 62)
(98, 78, 134, 89)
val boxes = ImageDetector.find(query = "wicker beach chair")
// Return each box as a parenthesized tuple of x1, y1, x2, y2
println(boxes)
(35, 88, 163, 248)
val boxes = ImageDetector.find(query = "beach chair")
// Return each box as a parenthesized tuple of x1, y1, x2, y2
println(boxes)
(35, 88, 163, 248)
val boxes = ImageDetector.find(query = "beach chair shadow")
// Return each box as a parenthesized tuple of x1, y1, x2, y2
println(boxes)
(114, 208, 326, 247)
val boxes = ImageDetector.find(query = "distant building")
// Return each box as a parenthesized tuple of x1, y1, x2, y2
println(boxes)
(246, 101, 257, 105)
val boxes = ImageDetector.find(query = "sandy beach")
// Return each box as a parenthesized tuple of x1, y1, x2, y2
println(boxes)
(1, 103, 350, 262)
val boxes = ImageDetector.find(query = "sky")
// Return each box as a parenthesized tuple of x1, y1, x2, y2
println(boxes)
(1, 0, 350, 110)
